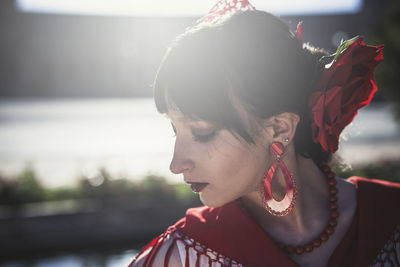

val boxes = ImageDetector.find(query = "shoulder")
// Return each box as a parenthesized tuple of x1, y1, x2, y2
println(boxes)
(347, 176, 400, 190)
(128, 203, 244, 267)
(128, 205, 219, 267)
(128, 229, 182, 267)
(346, 176, 400, 214)
(347, 176, 400, 203)
(183, 205, 222, 226)
(341, 176, 400, 237)
(346, 176, 400, 265)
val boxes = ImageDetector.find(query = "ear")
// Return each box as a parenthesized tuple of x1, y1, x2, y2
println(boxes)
(263, 112, 300, 144)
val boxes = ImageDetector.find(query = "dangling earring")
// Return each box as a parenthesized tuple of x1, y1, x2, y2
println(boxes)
(260, 141, 298, 216)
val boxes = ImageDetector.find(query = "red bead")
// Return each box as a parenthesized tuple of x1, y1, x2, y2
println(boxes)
(327, 172, 335, 179)
(277, 242, 285, 249)
(325, 226, 334, 235)
(287, 245, 295, 254)
(328, 179, 337, 186)
(295, 246, 304, 255)
(313, 239, 322, 247)
(320, 233, 329, 241)
(330, 211, 339, 218)
(329, 196, 338, 202)
(329, 218, 337, 227)
(329, 188, 338, 195)
(322, 165, 330, 173)
(329, 203, 338, 210)
(304, 244, 313, 252)
(274, 166, 340, 255)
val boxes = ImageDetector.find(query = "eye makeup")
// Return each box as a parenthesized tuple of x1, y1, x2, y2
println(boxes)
(191, 128, 217, 143)
(170, 122, 217, 143)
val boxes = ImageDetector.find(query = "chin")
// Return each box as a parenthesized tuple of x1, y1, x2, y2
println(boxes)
(199, 194, 232, 208)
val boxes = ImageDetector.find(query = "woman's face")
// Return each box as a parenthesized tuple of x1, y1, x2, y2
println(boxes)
(167, 108, 272, 208)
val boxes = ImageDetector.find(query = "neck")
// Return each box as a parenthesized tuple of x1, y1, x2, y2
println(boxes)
(240, 155, 331, 246)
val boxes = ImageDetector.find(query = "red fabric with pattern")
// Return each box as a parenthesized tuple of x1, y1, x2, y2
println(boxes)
(175, 201, 296, 267)
(327, 177, 400, 267)
(128, 177, 400, 267)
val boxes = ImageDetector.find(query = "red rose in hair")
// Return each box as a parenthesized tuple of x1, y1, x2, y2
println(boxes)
(309, 36, 384, 153)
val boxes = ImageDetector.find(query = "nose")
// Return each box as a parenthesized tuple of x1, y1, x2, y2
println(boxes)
(169, 138, 194, 175)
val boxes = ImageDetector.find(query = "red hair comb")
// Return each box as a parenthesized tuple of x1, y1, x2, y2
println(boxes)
(295, 21, 303, 44)
(198, 0, 256, 23)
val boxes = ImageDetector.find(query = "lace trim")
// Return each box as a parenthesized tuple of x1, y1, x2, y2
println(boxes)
(370, 224, 400, 267)
(128, 226, 243, 267)
(173, 230, 243, 267)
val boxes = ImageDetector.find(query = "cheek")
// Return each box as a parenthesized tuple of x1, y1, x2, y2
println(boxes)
(206, 134, 266, 196)
(226, 148, 264, 190)
(200, 151, 263, 207)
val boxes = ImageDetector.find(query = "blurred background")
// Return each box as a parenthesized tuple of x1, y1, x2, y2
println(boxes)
(0, 0, 399, 265)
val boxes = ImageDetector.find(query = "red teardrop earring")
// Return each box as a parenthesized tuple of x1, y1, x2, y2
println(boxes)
(260, 141, 298, 216)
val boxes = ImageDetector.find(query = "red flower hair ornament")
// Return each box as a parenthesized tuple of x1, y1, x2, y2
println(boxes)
(199, 0, 384, 154)
(308, 36, 384, 153)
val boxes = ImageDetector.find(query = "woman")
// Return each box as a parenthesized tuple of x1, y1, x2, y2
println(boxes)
(129, 1, 400, 266)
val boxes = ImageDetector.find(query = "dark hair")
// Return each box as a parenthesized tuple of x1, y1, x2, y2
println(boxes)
(154, 10, 331, 164)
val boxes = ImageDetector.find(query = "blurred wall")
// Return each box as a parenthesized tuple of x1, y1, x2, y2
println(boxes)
(0, 0, 195, 97)
(0, 0, 394, 98)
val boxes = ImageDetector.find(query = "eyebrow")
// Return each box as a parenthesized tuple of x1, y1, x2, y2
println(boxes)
(165, 113, 203, 124)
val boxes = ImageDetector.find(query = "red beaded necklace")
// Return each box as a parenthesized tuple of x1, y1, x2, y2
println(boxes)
(274, 163, 339, 255)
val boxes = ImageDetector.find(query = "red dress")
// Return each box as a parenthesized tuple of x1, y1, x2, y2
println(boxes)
(128, 177, 400, 267)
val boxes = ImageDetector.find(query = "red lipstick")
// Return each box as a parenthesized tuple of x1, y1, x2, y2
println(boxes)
(186, 182, 208, 193)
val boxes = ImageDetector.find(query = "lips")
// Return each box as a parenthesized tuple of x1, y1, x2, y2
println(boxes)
(185, 181, 209, 193)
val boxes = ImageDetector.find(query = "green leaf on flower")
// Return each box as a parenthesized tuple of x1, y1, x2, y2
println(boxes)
(333, 35, 360, 60)
(318, 36, 360, 66)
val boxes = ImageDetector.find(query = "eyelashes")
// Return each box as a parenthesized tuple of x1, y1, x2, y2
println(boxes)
(170, 122, 217, 143)
(192, 129, 216, 143)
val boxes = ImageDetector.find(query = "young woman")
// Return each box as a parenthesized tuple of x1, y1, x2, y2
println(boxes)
(129, 1, 400, 266)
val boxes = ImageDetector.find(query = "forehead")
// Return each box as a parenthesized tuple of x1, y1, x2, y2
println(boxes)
(166, 109, 207, 125)
(165, 102, 262, 137)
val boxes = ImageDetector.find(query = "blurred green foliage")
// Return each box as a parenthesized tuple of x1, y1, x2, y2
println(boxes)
(373, 1, 400, 119)
(0, 166, 200, 207)
(173, 183, 199, 203)
(335, 159, 400, 183)
(0, 161, 399, 208)
(0, 165, 45, 205)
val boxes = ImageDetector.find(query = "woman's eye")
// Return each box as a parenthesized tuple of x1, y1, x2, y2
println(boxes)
(192, 129, 217, 143)
(170, 121, 216, 142)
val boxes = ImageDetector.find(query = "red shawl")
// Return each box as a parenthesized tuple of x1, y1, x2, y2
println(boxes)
(129, 177, 400, 267)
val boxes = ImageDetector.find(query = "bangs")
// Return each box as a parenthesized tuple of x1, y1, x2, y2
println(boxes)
(154, 48, 232, 121)
(153, 26, 254, 143)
